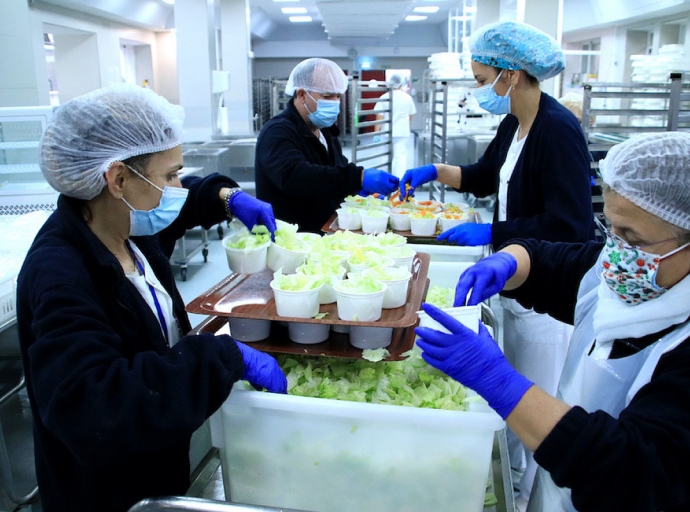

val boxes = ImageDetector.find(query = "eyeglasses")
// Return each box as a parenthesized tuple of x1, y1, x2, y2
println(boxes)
(594, 216, 678, 251)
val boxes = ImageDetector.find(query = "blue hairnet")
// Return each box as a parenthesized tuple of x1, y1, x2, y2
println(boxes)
(40, 83, 184, 200)
(469, 21, 565, 82)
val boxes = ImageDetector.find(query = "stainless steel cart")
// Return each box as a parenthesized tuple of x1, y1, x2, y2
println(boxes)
(170, 167, 210, 281)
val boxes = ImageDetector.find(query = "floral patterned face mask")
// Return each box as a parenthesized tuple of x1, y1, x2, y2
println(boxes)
(597, 217, 690, 305)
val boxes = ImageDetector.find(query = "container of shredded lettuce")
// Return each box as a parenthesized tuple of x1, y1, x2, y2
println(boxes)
(425, 285, 455, 309)
(363, 267, 412, 309)
(267, 226, 311, 274)
(359, 209, 390, 234)
(223, 228, 271, 274)
(296, 259, 347, 304)
(333, 274, 387, 321)
(374, 231, 406, 247)
(209, 347, 504, 512)
(347, 249, 394, 273)
(409, 212, 438, 236)
(336, 208, 362, 230)
(269, 273, 323, 318)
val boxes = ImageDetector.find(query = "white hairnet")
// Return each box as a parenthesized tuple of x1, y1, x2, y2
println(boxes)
(470, 21, 565, 82)
(284, 58, 348, 96)
(389, 74, 404, 89)
(600, 132, 690, 230)
(40, 83, 184, 200)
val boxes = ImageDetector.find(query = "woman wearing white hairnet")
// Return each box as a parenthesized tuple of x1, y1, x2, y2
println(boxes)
(255, 58, 399, 233)
(16, 84, 287, 512)
(401, 21, 595, 506)
(415, 132, 690, 511)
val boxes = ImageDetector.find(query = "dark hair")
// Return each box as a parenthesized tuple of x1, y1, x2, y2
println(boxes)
(122, 153, 155, 177)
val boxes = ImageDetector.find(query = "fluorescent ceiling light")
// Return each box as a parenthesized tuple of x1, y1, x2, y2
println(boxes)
(289, 15, 312, 22)
(413, 6, 439, 13)
(405, 15, 427, 21)
(281, 7, 307, 13)
(161, 0, 174, 4)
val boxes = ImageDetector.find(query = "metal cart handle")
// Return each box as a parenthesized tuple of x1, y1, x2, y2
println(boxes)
(128, 496, 316, 512)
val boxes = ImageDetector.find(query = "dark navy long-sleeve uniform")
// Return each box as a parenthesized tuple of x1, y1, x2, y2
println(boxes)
(255, 99, 363, 233)
(17, 173, 245, 512)
(459, 93, 595, 247)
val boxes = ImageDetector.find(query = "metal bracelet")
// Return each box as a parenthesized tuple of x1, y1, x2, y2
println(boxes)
(223, 187, 242, 219)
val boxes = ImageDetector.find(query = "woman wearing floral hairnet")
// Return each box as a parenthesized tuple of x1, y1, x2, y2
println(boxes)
(401, 21, 594, 506)
(16, 84, 287, 511)
(416, 132, 690, 511)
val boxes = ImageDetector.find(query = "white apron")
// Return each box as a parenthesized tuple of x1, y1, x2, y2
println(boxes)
(527, 266, 690, 512)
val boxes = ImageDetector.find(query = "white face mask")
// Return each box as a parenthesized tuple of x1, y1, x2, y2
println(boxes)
(122, 165, 188, 236)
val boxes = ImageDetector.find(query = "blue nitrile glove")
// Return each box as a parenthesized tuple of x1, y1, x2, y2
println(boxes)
(454, 252, 518, 307)
(415, 303, 533, 419)
(229, 191, 277, 237)
(236, 341, 287, 394)
(437, 223, 492, 246)
(362, 168, 399, 196)
(399, 164, 437, 198)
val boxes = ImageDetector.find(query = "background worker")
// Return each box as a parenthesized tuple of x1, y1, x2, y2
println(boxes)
(373, 73, 417, 178)
(17, 84, 286, 512)
(415, 132, 690, 512)
(399, 21, 594, 508)
(255, 58, 399, 233)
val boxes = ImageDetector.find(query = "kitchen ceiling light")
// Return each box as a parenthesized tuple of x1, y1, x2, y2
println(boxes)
(413, 6, 439, 13)
(405, 15, 427, 21)
(281, 7, 307, 14)
(289, 15, 312, 22)
(160, 0, 174, 4)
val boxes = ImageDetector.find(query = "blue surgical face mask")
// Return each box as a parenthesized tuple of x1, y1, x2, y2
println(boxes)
(122, 165, 189, 237)
(472, 70, 512, 115)
(304, 91, 340, 128)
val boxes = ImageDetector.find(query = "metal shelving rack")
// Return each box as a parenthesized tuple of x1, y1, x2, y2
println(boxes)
(251, 78, 272, 132)
(581, 72, 690, 212)
(348, 75, 394, 174)
(427, 78, 491, 202)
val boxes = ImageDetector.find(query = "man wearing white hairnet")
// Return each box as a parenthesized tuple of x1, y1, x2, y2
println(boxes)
(255, 58, 399, 233)
(16, 84, 287, 511)
(373, 73, 417, 178)
(414, 132, 690, 511)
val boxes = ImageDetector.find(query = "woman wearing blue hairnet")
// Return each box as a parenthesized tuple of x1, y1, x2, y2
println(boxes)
(416, 132, 690, 511)
(401, 21, 595, 506)
(16, 84, 287, 511)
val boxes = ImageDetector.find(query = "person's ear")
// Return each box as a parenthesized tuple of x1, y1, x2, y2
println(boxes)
(296, 88, 307, 102)
(507, 70, 519, 87)
(104, 162, 128, 199)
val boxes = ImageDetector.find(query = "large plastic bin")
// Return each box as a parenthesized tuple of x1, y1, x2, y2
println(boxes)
(210, 385, 504, 512)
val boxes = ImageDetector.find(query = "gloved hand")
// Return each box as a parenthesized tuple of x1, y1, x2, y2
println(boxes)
(399, 164, 437, 198)
(236, 341, 287, 394)
(454, 252, 518, 307)
(229, 191, 277, 237)
(415, 303, 533, 419)
(437, 223, 492, 246)
(362, 168, 399, 196)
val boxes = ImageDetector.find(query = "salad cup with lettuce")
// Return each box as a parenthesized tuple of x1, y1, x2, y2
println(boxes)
(223, 225, 272, 274)
(363, 266, 412, 309)
(269, 271, 323, 318)
(267, 221, 311, 273)
(333, 273, 387, 322)
(296, 258, 347, 304)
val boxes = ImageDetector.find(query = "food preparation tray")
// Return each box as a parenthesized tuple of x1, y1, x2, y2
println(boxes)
(321, 211, 481, 242)
(185, 253, 430, 360)
(190, 315, 421, 361)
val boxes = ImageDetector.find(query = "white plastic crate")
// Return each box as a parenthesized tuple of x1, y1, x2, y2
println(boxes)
(0, 277, 16, 324)
(211, 386, 503, 512)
